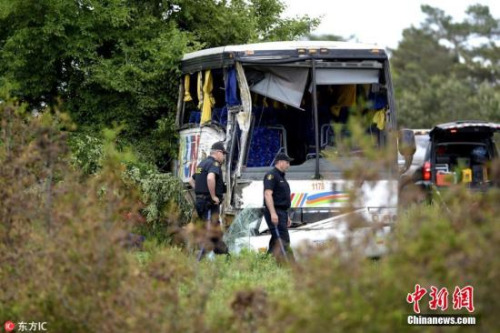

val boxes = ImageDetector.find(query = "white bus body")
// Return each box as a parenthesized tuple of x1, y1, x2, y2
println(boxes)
(175, 41, 399, 256)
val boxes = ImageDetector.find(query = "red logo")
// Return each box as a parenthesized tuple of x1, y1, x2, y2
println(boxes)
(453, 286, 475, 313)
(429, 286, 449, 311)
(407, 284, 475, 314)
(406, 284, 427, 313)
(4, 321, 16, 332)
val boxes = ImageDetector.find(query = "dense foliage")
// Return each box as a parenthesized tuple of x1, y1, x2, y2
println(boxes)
(0, 0, 318, 167)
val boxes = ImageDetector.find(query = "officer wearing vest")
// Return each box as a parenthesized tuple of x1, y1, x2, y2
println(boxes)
(263, 153, 293, 258)
(189, 141, 228, 256)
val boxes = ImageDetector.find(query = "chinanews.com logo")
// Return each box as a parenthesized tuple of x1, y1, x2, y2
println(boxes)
(406, 284, 477, 326)
(4, 321, 48, 332)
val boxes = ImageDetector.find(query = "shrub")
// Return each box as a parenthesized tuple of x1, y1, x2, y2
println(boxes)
(2, 100, 499, 332)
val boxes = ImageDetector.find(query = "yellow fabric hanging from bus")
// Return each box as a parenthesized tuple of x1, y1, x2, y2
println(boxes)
(200, 70, 215, 124)
(330, 84, 356, 117)
(373, 110, 385, 130)
(197, 72, 203, 110)
(183, 74, 193, 102)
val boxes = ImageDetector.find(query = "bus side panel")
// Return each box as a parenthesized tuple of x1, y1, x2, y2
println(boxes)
(235, 179, 397, 209)
(178, 127, 225, 183)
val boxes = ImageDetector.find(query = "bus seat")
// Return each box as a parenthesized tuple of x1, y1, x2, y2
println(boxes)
(321, 123, 334, 147)
(211, 107, 228, 125)
(369, 91, 387, 110)
(306, 123, 334, 153)
(252, 106, 278, 126)
(220, 106, 228, 125)
(189, 111, 201, 124)
(247, 126, 285, 167)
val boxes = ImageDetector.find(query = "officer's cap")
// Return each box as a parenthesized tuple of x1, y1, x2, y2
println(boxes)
(211, 141, 228, 154)
(275, 153, 293, 162)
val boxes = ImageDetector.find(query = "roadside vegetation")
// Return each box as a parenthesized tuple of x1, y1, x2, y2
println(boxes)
(1, 1, 500, 331)
(1, 101, 499, 332)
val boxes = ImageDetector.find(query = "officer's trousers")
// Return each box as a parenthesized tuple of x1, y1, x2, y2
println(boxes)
(194, 197, 228, 255)
(195, 197, 220, 224)
(264, 208, 292, 258)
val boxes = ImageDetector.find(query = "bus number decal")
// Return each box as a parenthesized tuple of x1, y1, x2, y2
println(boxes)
(312, 182, 325, 191)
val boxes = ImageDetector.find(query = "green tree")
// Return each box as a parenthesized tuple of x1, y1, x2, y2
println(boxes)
(306, 33, 346, 41)
(390, 27, 457, 89)
(419, 4, 500, 84)
(174, 0, 318, 46)
(0, 0, 318, 167)
(0, 0, 189, 166)
(391, 4, 500, 128)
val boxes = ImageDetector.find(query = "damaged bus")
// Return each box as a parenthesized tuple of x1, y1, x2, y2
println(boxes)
(175, 41, 404, 256)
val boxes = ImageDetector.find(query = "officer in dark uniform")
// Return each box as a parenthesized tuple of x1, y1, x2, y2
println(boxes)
(189, 141, 228, 256)
(263, 153, 293, 259)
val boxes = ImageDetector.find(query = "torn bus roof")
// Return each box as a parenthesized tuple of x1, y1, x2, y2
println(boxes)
(181, 41, 388, 73)
(182, 41, 384, 60)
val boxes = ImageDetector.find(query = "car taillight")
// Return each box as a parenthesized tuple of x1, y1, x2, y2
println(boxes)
(423, 161, 431, 181)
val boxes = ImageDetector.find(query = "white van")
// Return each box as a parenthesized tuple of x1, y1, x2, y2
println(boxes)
(175, 41, 402, 256)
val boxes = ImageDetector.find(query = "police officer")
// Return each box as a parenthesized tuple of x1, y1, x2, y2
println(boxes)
(263, 153, 293, 259)
(190, 141, 228, 256)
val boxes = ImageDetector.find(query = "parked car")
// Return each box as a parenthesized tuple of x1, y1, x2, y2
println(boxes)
(413, 121, 500, 197)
